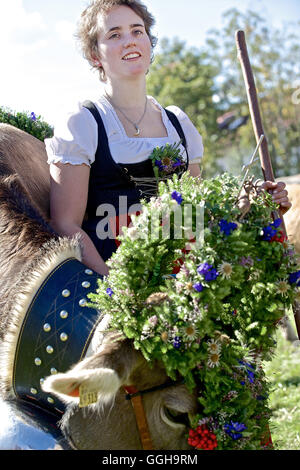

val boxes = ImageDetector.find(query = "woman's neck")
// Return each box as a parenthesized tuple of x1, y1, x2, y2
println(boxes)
(103, 78, 147, 109)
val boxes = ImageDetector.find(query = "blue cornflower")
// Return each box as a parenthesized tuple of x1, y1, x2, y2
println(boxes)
(30, 112, 37, 121)
(239, 361, 255, 384)
(193, 282, 204, 292)
(106, 288, 114, 297)
(262, 219, 282, 241)
(273, 218, 282, 228)
(197, 263, 219, 282)
(155, 160, 164, 170)
(247, 371, 255, 383)
(262, 225, 277, 241)
(219, 219, 238, 236)
(197, 263, 213, 276)
(173, 336, 181, 349)
(171, 191, 183, 205)
(256, 395, 267, 401)
(204, 268, 219, 281)
(172, 158, 184, 168)
(224, 421, 247, 440)
(288, 270, 300, 285)
(239, 361, 254, 370)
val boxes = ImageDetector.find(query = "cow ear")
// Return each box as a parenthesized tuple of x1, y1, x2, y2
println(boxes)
(42, 335, 140, 405)
(42, 366, 121, 405)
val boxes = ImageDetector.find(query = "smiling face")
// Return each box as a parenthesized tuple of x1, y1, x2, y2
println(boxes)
(95, 5, 152, 83)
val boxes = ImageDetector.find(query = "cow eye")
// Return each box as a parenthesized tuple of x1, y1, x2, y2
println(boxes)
(162, 406, 190, 427)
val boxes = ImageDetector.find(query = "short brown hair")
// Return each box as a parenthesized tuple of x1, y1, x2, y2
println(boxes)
(75, 0, 157, 80)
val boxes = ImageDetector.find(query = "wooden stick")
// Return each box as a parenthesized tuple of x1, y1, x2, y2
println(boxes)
(235, 29, 300, 340)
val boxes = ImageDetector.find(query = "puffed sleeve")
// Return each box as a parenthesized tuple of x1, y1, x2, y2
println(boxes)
(166, 105, 204, 164)
(45, 103, 98, 167)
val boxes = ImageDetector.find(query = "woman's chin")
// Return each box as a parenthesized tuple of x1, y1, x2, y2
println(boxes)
(121, 61, 150, 78)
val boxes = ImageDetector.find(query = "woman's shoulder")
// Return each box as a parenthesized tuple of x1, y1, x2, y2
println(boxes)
(148, 96, 184, 117)
(161, 102, 204, 160)
(55, 96, 111, 126)
(164, 104, 188, 120)
(45, 101, 99, 167)
(51, 101, 98, 135)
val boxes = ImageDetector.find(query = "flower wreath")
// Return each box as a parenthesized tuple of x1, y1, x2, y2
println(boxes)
(88, 171, 300, 450)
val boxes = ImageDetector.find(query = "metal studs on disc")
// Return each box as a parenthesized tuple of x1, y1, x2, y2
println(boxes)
(79, 298, 87, 307)
(60, 310, 69, 319)
(30, 388, 38, 395)
(46, 345, 54, 354)
(47, 397, 54, 404)
(50, 368, 58, 375)
(82, 281, 91, 289)
(60, 332, 68, 342)
(62, 289, 71, 298)
(34, 358, 42, 366)
(85, 269, 93, 275)
(40, 378, 45, 385)
(43, 323, 51, 332)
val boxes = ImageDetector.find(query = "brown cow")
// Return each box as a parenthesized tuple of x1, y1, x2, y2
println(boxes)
(0, 124, 197, 450)
(42, 328, 198, 450)
(0, 124, 80, 342)
(0, 124, 298, 450)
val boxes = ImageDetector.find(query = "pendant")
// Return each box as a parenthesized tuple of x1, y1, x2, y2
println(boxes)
(134, 125, 140, 137)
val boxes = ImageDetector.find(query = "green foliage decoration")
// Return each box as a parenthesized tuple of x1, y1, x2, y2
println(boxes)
(88, 171, 300, 450)
(0, 106, 53, 141)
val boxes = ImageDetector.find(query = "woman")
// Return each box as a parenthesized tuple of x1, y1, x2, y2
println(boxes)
(45, 0, 291, 277)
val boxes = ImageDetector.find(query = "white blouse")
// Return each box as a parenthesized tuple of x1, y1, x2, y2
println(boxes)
(45, 95, 204, 167)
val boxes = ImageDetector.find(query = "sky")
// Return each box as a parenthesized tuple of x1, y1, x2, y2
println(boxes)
(0, 0, 299, 127)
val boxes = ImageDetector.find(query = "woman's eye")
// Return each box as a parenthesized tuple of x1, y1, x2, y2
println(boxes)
(133, 30, 143, 36)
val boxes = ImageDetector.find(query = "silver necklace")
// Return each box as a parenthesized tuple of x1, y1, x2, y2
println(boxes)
(105, 94, 148, 136)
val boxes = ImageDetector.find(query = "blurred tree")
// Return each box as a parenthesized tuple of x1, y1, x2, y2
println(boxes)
(148, 13, 300, 178)
(147, 38, 223, 177)
(205, 10, 300, 177)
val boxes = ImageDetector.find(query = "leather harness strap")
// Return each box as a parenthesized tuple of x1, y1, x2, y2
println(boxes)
(13, 257, 100, 415)
(123, 379, 185, 450)
(123, 385, 154, 450)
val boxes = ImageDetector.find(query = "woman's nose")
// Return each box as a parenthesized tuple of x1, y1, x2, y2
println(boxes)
(123, 33, 136, 48)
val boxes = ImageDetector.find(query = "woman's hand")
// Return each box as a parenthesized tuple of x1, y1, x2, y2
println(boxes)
(261, 181, 292, 214)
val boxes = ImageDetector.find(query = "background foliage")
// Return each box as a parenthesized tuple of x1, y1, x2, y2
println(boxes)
(0, 6, 299, 451)
(1, 9, 299, 179)
(147, 9, 300, 178)
(265, 313, 300, 450)
(0, 106, 53, 141)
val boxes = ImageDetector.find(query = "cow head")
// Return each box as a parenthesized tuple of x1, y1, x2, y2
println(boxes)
(42, 331, 198, 450)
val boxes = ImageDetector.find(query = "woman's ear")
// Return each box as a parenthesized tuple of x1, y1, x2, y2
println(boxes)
(91, 51, 102, 68)
(93, 58, 102, 68)
(91, 53, 106, 81)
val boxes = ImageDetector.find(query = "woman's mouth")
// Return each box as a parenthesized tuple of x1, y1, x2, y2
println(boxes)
(122, 52, 141, 61)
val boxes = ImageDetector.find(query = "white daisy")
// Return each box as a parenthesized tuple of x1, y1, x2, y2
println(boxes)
(276, 280, 290, 296)
(207, 352, 221, 368)
(207, 339, 221, 354)
(161, 331, 169, 343)
(249, 270, 261, 281)
(126, 226, 139, 240)
(218, 262, 233, 279)
(181, 324, 199, 342)
(184, 281, 195, 294)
